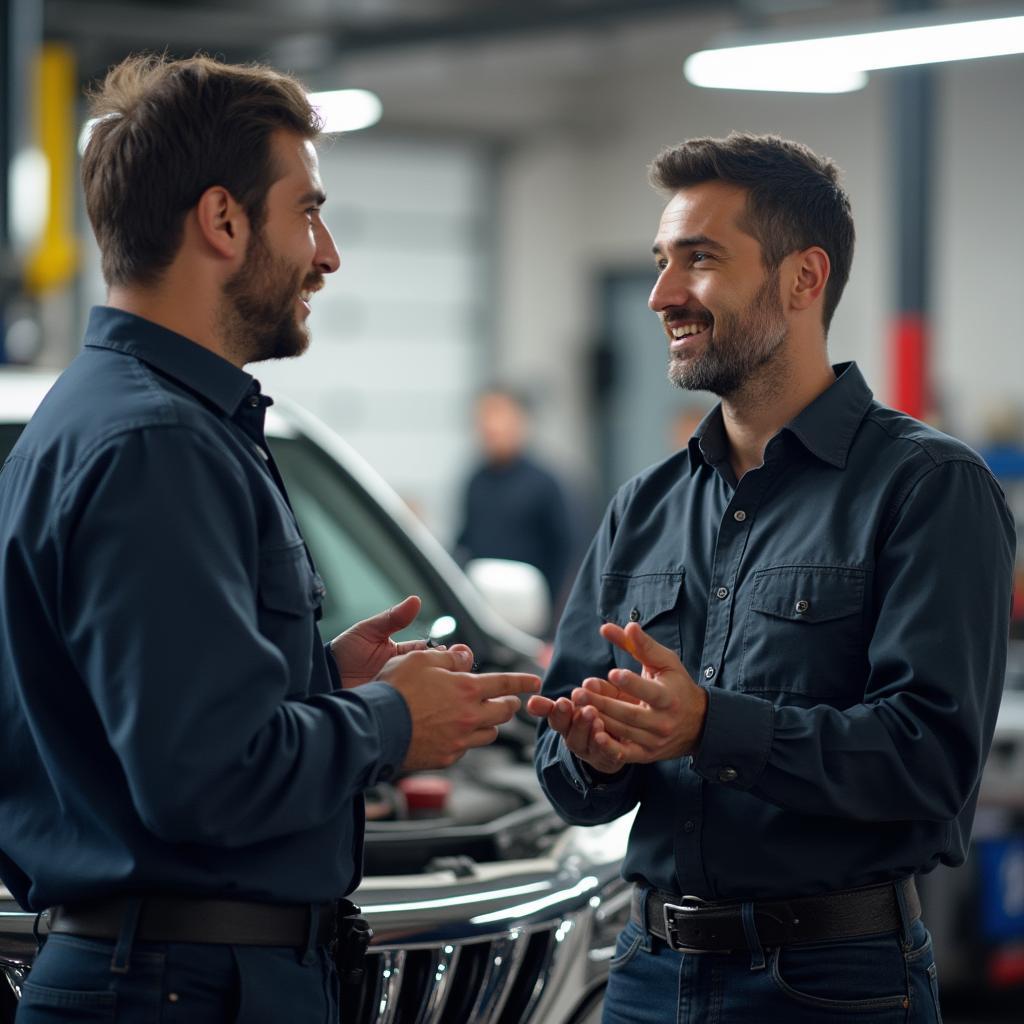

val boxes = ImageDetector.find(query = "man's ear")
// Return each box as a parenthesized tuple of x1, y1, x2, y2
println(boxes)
(194, 186, 249, 261)
(788, 246, 830, 312)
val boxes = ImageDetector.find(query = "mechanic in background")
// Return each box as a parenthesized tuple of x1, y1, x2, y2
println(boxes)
(455, 387, 574, 619)
(0, 54, 539, 1023)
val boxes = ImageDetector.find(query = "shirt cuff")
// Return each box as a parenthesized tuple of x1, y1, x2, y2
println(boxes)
(344, 681, 411, 784)
(558, 736, 631, 793)
(691, 686, 774, 790)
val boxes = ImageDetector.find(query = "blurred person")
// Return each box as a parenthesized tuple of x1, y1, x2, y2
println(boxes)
(528, 133, 1015, 1022)
(455, 387, 574, 613)
(0, 54, 539, 1023)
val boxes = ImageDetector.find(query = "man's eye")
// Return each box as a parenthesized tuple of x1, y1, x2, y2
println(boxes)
(692, 251, 710, 264)
(654, 259, 668, 273)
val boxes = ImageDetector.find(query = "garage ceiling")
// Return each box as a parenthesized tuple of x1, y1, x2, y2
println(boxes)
(42, 0, 958, 138)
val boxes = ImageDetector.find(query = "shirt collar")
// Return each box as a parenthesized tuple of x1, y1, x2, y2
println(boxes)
(83, 306, 258, 416)
(782, 362, 874, 469)
(686, 362, 874, 474)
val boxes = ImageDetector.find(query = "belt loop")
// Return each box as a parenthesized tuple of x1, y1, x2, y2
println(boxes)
(741, 902, 766, 971)
(110, 899, 143, 974)
(300, 903, 320, 966)
(637, 885, 650, 934)
(32, 910, 48, 954)
(894, 878, 914, 949)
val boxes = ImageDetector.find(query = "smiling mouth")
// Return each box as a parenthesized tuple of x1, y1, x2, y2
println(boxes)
(668, 321, 711, 352)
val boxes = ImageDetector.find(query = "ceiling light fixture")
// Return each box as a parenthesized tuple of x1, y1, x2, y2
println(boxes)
(308, 89, 382, 134)
(684, 11, 1024, 93)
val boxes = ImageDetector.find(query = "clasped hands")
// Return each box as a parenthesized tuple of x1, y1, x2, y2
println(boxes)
(526, 622, 708, 775)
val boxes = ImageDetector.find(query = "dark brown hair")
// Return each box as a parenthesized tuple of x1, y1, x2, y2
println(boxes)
(82, 53, 321, 287)
(649, 132, 854, 332)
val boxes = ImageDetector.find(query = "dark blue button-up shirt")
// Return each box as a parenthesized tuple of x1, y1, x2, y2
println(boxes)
(0, 307, 410, 912)
(536, 363, 1016, 900)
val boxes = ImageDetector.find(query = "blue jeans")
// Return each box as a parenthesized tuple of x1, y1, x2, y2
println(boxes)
(15, 933, 339, 1023)
(603, 891, 943, 1023)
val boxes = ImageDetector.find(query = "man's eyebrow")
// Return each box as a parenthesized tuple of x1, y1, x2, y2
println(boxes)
(298, 189, 327, 207)
(651, 234, 727, 255)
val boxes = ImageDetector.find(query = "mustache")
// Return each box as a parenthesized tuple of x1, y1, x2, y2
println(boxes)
(662, 306, 713, 325)
(302, 273, 325, 294)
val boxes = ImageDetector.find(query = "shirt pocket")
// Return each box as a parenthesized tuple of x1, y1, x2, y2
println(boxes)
(257, 540, 326, 693)
(739, 565, 867, 701)
(599, 570, 685, 657)
(258, 540, 325, 618)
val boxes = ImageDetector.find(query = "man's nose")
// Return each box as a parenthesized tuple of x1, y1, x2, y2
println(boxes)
(648, 268, 687, 313)
(315, 220, 341, 275)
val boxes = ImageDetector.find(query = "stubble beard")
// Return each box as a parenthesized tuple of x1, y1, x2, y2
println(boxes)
(668, 268, 788, 399)
(220, 229, 311, 366)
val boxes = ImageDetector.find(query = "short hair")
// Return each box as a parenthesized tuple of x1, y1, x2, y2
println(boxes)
(649, 132, 854, 332)
(82, 53, 321, 287)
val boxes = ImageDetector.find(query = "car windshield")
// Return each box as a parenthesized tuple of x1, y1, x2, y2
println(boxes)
(0, 423, 445, 645)
(268, 434, 445, 641)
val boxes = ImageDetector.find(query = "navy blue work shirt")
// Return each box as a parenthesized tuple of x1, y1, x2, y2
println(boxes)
(0, 307, 411, 912)
(536, 363, 1016, 900)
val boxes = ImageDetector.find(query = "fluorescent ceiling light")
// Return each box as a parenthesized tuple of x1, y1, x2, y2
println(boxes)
(308, 89, 382, 133)
(685, 13, 1024, 93)
(77, 87, 382, 156)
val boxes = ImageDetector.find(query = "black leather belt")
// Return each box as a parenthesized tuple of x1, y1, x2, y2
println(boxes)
(634, 877, 919, 953)
(47, 897, 339, 947)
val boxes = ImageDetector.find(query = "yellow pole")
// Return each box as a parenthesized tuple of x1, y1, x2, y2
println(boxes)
(24, 43, 78, 294)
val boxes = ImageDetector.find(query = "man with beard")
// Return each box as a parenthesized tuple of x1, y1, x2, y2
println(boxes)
(0, 54, 540, 1023)
(528, 133, 1014, 1022)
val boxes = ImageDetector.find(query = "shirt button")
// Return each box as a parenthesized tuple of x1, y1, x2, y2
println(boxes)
(249, 396, 260, 408)
(733, 510, 747, 522)
(683, 820, 696, 834)
(795, 599, 810, 614)
(629, 607, 641, 622)
(718, 767, 738, 783)
(703, 666, 715, 680)
(716, 586, 729, 600)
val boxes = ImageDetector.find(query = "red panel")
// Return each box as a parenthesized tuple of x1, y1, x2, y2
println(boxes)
(890, 314, 928, 420)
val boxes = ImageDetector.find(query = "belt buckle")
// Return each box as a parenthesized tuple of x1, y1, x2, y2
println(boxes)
(662, 895, 718, 954)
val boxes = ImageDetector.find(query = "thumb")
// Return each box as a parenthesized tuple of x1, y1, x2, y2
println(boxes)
(366, 595, 421, 638)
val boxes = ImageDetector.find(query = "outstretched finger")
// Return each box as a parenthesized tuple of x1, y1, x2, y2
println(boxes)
(475, 671, 542, 699)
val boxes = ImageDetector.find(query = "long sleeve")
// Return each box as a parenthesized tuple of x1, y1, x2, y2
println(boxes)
(57, 426, 411, 848)
(535, 496, 641, 825)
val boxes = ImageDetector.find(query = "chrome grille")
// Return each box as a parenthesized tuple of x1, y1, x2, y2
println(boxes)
(347, 926, 558, 1024)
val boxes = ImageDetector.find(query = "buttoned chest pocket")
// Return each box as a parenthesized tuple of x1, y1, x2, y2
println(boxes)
(257, 540, 325, 692)
(740, 566, 867, 701)
(599, 571, 685, 660)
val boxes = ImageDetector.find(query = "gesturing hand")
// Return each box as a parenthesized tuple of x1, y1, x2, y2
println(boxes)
(570, 622, 708, 764)
(329, 595, 427, 688)
(526, 691, 626, 776)
(377, 647, 541, 771)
